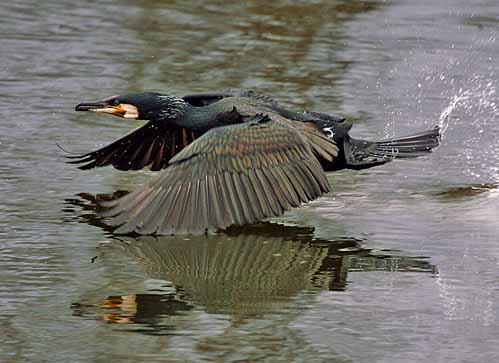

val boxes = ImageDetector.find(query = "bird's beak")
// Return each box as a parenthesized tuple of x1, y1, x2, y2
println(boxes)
(75, 100, 139, 119)
(75, 101, 111, 112)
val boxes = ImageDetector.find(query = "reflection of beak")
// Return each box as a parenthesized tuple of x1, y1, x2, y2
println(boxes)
(98, 295, 137, 324)
(75, 101, 138, 119)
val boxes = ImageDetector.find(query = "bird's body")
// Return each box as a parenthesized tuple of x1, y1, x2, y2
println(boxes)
(70, 89, 441, 235)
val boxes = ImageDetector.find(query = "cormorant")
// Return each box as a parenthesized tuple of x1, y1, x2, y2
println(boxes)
(71, 90, 441, 235)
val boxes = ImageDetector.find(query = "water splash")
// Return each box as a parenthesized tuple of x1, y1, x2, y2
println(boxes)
(438, 94, 468, 137)
(447, 78, 499, 184)
(439, 79, 498, 138)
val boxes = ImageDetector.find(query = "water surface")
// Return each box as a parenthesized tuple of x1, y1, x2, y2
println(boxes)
(1, 0, 498, 362)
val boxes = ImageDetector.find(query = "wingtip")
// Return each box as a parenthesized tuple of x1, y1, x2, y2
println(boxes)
(56, 141, 92, 158)
(55, 142, 96, 167)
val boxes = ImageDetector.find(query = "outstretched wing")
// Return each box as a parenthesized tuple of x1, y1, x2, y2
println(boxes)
(100, 115, 333, 235)
(66, 122, 200, 171)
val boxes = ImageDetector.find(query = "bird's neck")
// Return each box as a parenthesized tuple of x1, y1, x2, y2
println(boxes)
(171, 102, 241, 131)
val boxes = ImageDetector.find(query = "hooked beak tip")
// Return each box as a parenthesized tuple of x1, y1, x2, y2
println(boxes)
(75, 102, 105, 112)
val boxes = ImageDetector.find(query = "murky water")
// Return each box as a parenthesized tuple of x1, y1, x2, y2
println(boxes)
(1, 0, 498, 362)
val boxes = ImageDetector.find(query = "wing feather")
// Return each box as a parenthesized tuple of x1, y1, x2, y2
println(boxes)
(66, 122, 201, 171)
(100, 116, 332, 235)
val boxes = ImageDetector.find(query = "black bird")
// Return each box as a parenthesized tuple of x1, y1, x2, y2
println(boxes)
(71, 90, 440, 235)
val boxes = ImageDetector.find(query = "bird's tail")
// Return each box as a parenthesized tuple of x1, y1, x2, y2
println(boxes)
(343, 125, 441, 170)
(369, 125, 441, 158)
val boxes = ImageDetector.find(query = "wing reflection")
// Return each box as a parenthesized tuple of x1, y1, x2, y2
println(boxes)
(114, 229, 356, 316)
(67, 192, 436, 330)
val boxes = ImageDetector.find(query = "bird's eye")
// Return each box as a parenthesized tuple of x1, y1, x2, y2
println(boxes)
(110, 99, 120, 106)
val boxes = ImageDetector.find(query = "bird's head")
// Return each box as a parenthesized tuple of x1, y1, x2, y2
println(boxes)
(75, 92, 188, 121)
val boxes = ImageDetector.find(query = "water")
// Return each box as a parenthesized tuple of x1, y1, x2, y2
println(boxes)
(1, 0, 498, 362)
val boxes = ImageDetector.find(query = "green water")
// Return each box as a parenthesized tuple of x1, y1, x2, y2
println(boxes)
(1, 0, 498, 362)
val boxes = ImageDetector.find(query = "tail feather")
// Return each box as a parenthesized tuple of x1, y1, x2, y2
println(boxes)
(371, 125, 441, 158)
(344, 125, 441, 169)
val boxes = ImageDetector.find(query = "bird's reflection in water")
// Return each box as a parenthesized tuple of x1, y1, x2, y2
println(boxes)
(72, 293, 193, 327)
(67, 192, 436, 333)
